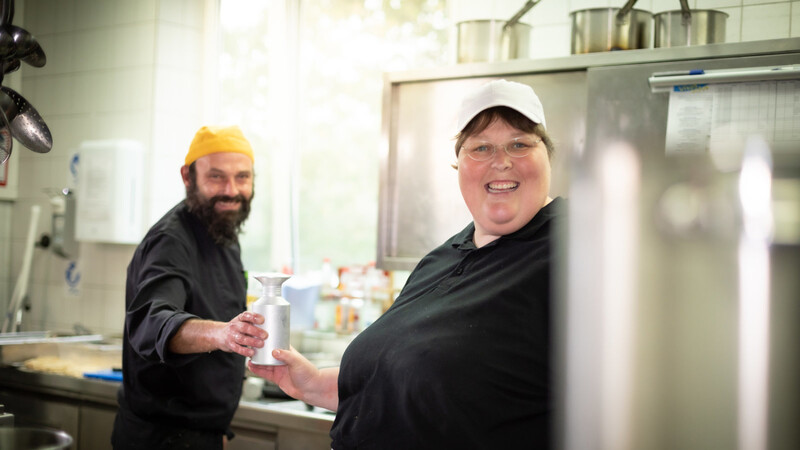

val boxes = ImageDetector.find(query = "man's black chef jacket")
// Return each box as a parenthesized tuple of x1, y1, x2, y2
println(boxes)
(118, 201, 247, 434)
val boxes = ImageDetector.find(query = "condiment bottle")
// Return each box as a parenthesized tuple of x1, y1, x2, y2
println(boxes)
(250, 273, 291, 365)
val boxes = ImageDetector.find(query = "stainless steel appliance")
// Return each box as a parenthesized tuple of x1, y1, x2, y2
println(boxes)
(378, 38, 800, 449)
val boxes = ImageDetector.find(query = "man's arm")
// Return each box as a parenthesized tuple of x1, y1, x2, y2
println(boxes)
(168, 312, 267, 357)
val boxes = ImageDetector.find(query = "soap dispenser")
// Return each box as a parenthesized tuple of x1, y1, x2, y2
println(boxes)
(251, 273, 291, 365)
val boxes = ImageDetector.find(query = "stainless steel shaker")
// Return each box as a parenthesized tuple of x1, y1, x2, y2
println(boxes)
(250, 273, 291, 365)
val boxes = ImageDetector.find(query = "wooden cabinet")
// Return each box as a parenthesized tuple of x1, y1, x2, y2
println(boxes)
(277, 427, 333, 450)
(228, 426, 277, 450)
(228, 425, 332, 450)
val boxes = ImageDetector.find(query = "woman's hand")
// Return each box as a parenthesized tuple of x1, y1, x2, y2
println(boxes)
(248, 347, 340, 412)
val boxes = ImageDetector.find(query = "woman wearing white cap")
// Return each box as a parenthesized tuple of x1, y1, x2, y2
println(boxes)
(249, 79, 563, 449)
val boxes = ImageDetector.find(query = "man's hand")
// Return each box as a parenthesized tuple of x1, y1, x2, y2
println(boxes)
(218, 311, 268, 356)
(168, 312, 267, 356)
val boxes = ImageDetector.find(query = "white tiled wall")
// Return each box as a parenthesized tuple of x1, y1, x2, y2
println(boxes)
(451, 0, 800, 59)
(1, 0, 210, 335)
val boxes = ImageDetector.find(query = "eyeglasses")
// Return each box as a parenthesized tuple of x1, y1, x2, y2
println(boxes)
(460, 136, 543, 162)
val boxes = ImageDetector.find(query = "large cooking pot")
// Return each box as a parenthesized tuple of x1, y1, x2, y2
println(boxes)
(455, 0, 540, 63)
(653, 9, 728, 48)
(456, 20, 531, 63)
(570, 0, 652, 54)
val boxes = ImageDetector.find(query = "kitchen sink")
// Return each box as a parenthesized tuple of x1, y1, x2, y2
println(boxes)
(0, 332, 116, 369)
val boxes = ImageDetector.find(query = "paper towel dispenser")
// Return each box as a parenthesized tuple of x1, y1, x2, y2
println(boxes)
(75, 139, 144, 244)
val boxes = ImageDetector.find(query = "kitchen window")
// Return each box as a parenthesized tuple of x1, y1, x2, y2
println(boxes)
(218, 0, 449, 274)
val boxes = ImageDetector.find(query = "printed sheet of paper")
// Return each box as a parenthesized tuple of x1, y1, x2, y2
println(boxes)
(665, 80, 800, 155)
(664, 84, 714, 155)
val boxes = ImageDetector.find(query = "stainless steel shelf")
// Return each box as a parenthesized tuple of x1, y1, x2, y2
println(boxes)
(385, 38, 800, 83)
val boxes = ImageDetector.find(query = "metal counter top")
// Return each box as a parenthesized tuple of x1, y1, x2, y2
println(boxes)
(0, 365, 118, 406)
(237, 399, 335, 434)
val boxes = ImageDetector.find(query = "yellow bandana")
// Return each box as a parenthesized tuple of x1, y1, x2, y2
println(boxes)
(185, 125, 254, 166)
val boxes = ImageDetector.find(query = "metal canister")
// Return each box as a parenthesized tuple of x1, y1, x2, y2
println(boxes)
(250, 273, 291, 366)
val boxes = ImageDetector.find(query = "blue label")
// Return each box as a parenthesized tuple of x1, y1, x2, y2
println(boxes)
(674, 84, 709, 92)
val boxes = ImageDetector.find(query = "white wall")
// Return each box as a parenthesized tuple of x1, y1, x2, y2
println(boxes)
(1, 0, 797, 336)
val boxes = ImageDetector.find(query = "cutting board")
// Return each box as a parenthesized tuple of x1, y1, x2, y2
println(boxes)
(83, 369, 122, 382)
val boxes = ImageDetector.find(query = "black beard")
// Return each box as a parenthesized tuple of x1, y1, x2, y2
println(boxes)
(185, 179, 253, 247)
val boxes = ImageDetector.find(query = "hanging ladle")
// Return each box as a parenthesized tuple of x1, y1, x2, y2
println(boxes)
(0, 0, 11, 28)
(503, 0, 541, 32)
(0, 25, 13, 60)
(8, 25, 46, 67)
(0, 86, 52, 153)
(0, 0, 10, 91)
(0, 0, 45, 67)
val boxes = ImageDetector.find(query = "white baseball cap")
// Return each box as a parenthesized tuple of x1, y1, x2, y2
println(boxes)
(455, 79, 546, 133)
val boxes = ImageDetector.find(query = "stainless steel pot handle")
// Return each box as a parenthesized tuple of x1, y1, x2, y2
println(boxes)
(679, 0, 692, 24)
(503, 0, 541, 30)
(616, 0, 638, 24)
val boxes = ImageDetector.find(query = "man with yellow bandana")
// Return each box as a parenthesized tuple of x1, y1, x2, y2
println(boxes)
(113, 126, 267, 449)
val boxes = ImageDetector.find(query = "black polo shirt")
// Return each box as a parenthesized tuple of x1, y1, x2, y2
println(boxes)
(331, 197, 564, 450)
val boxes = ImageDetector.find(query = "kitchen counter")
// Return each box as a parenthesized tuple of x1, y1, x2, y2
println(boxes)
(0, 366, 334, 449)
(0, 365, 119, 405)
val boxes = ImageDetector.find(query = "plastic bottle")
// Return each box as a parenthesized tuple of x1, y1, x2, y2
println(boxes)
(314, 258, 340, 331)
(362, 262, 390, 327)
(250, 273, 292, 365)
(320, 257, 339, 295)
